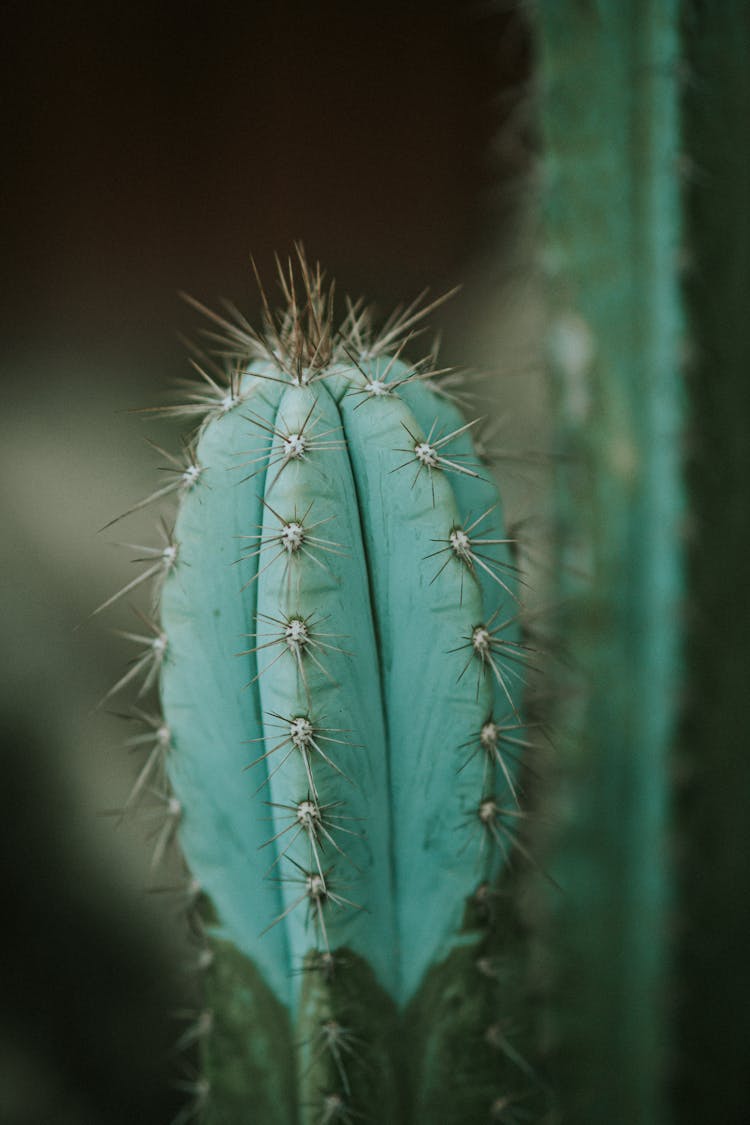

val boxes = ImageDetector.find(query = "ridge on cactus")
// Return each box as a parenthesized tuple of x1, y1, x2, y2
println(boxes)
(106, 248, 540, 1124)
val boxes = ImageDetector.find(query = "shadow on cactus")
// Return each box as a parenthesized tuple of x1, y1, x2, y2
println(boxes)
(106, 249, 545, 1124)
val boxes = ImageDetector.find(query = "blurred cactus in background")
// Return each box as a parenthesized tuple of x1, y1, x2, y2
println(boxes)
(535, 2, 684, 1122)
(532, 2, 750, 1124)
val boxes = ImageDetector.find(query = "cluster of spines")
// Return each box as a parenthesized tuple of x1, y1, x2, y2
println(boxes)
(100, 249, 545, 1123)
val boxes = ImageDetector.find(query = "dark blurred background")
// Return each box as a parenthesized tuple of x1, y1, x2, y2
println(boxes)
(0, 3, 538, 1121)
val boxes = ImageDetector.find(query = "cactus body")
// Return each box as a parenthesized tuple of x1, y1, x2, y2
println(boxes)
(535, 3, 683, 1122)
(136, 260, 527, 1122)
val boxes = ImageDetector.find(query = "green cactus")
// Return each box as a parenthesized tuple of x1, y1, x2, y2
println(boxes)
(531, 4, 750, 1121)
(533, 2, 684, 1122)
(109, 253, 539, 1124)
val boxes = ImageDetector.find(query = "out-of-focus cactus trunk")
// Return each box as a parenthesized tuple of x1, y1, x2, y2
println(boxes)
(534, 3, 683, 1122)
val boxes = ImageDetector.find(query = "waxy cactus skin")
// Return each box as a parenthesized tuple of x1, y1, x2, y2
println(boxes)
(111, 256, 534, 1123)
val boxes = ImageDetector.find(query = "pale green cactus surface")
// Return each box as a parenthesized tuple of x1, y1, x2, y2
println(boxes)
(111, 256, 536, 1124)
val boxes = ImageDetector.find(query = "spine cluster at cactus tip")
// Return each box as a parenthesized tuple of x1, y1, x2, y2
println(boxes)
(105, 250, 536, 1124)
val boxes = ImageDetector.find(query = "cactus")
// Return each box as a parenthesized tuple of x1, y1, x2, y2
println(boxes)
(533, 3, 683, 1123)
(532, 3, 750, 1119)
(107, 252, 541, 1124)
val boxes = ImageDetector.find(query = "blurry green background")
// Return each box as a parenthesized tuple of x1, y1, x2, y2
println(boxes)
(0, 3, 539, 1121)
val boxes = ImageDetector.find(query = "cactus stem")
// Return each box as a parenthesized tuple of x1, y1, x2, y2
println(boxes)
(107, 250, 529, 1117)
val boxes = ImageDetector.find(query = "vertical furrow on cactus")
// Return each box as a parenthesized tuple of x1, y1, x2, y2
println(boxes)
(160, 371, 292, 1004)
(254, 382, 396, 994)
(338, 376, 494, 1004)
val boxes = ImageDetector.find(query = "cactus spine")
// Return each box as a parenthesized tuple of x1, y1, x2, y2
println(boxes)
(111, 254, 536, 1123)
